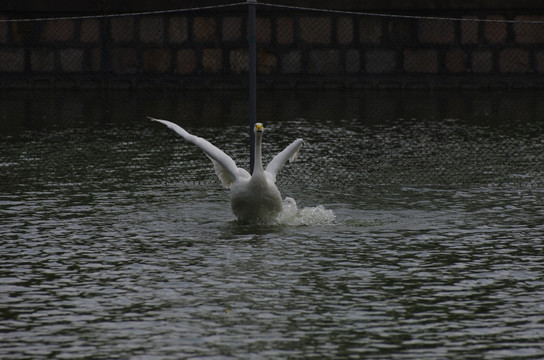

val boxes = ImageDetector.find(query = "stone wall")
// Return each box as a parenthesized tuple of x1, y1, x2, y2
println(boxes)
(1, 2, 544, 88)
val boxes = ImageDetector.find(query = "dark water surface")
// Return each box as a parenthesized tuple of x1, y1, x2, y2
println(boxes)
(1, 89, 544, 359)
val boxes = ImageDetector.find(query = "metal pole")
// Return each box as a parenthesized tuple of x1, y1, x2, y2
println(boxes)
(248, 0, 257, 174)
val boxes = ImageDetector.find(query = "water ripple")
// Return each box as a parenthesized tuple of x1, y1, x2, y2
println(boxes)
(2, 123, 544, 359)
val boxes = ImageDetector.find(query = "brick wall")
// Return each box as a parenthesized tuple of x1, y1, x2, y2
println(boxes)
(1, 3, 544, 88)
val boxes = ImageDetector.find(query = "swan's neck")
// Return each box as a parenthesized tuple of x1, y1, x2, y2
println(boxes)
(253, 133, 264, 174)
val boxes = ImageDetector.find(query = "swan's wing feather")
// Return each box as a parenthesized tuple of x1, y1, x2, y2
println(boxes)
(206, 155, 250, 187)
(150, 117, 240, 188)
(265, 138, 304, 181)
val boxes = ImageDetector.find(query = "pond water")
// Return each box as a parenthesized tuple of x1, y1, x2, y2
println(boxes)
(1, 89, 544, 359)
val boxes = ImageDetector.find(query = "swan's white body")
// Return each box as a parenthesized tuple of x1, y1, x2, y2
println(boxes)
(150, 118, 303, 222)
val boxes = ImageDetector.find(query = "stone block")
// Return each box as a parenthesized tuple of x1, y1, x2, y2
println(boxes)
(337, 17, 353, 44)
(12, 22, 33, 43)
(419, 19, 455, 44)
(360, 17, 382, 44)
(0, 49, 24, 72)
(514, 16, 544, 43)
(194, 17, 217, 43)
(484, 15, 507, 44)
(404, 49, 438, 73)
(222, 17, 242, 42)
(461, 16, 479, 44)
(536, 51, 544, 73)
(110, 17, 133, 42)
(176, 49, 196, 74)
(143, 48, 171, 73)
(230, 49, 248, 73)
(81, 19, 100, 43)
(446, 49, 465, 73)
(202, 48, 222, 73)
(42, 19, 75, 41)
(499, 48, 530, 73)
(276, 17, 294, 44)
(300, 17, 331, 44)
(471, 50, 493, 73)
(388, 19, 416, 43)
(110, 48, 138, 73)
(256, 17, 271, 43)
(31, 49, 55, 72)
(140, 16, 164, 43)
(281, 51, 301, 73)
(90, 48, 101, 71)
(60, 48, 84, 72)
(258, 50, 277, 74)
(346, 49, 360, 73)
(0, 17, 8, 43)
(366, 50, 396, 73)
(169, 17, 188, 43)
(308, 49, 339, 74)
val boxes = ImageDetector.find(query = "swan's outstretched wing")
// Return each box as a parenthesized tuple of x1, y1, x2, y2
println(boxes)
(265, 138, 303, 182)
(150, 117, 248, 188)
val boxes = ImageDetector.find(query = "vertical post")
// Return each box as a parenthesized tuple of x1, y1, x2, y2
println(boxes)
(248, 0, 257, 174)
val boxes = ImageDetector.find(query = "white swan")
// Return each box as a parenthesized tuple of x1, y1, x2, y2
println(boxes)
(150, 118, 303, 222)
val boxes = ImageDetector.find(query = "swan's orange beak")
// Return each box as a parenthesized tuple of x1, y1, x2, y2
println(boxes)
(255, 123, 263, 133)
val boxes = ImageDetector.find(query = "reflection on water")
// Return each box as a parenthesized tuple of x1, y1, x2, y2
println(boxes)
(2, 89, 543, 188)
(2, 88, 544, 133)
(1, 90, 544, 359)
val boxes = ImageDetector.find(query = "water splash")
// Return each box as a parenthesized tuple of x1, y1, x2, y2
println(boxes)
(277, 197, 336, 226)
